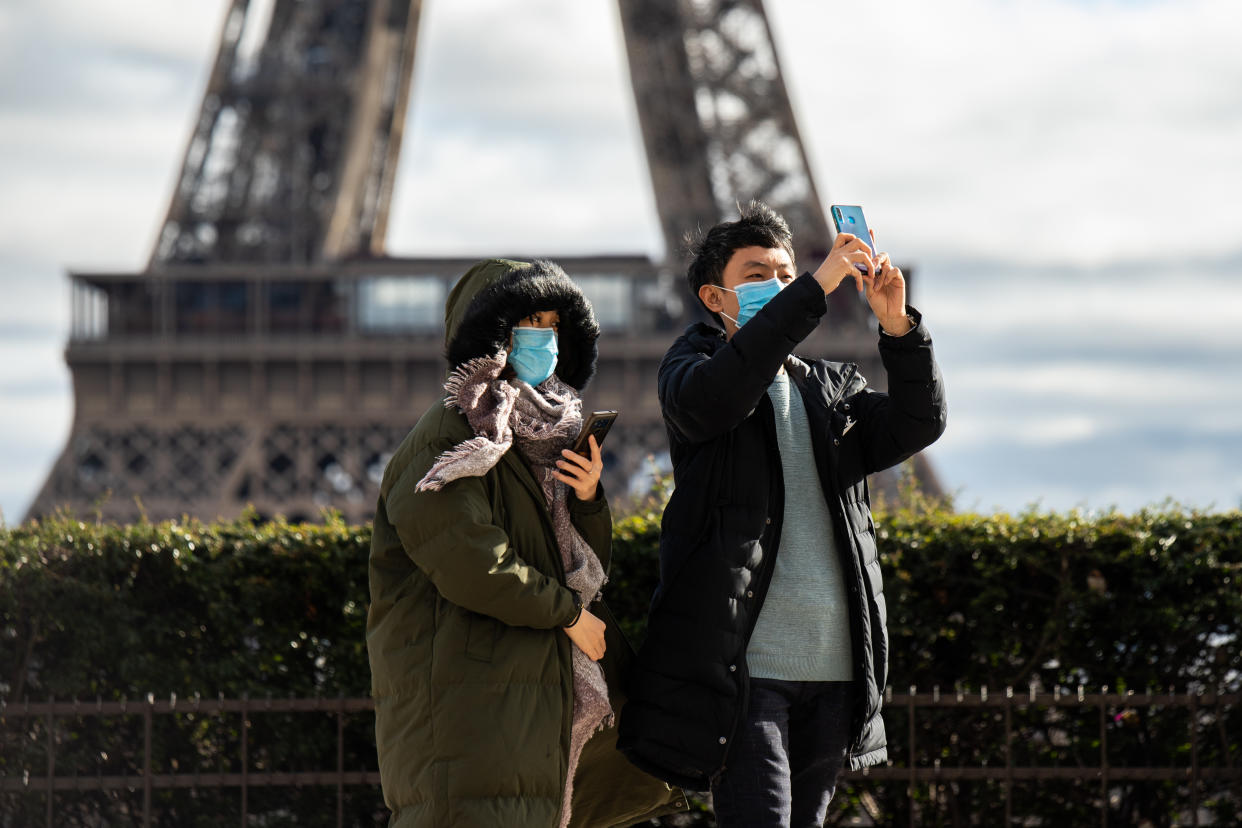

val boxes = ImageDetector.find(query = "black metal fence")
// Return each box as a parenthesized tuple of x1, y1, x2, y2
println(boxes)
(2, 688, 1238, 827)
(847, 686, 1239, 827)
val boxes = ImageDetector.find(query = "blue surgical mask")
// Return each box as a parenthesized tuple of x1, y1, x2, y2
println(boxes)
(718, 277, 784, 328)
(508, 326, 559, 386)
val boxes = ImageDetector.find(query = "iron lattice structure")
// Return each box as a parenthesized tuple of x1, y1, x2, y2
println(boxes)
(28, 0, 937, 524)
(153, 0, 421, 266)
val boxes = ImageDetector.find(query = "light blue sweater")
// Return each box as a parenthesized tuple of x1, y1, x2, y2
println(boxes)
(746, 372, 855, 681)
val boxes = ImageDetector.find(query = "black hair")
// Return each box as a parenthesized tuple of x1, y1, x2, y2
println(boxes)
(684, 200, 795, 326)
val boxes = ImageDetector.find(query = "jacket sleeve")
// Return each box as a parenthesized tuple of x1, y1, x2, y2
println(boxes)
(382, 451, 579, 629)
(659, 273, 826, 444)
(852, 306, 948, 475)
(569, 485, 613, 577)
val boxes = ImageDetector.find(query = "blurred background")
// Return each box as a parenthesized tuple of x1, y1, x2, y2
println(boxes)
(1, 0, 1240, 523)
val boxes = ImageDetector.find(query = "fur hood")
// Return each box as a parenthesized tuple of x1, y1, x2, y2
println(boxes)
(444, 258, 600, 391)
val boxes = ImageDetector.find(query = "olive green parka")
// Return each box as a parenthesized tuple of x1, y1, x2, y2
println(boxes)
(367, 260, 685, 827)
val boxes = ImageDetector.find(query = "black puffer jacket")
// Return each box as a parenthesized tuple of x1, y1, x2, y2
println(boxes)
(617, 272, 947, 791)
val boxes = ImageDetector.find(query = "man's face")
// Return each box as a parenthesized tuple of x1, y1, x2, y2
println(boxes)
(699, 245, 795, 338)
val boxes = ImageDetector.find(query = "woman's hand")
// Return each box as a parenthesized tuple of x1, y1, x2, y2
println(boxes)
(563, 608, 607, 660)
(554, 434, 603, 501)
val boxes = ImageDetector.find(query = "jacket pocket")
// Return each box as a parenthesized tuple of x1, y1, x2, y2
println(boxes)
(464, 611, 498, 663)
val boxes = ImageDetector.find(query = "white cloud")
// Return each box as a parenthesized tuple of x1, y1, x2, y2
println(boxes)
(942, 413, 1102, 449)
(29, 0, 224, 65)
(386, 0, 661, 256)
(770, 0, 1242, 265)
(917, 259, 1242, 349)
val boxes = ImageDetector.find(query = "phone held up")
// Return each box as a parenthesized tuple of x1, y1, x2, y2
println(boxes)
(571, 410, 618, 458)
(830, 205, 876, 288)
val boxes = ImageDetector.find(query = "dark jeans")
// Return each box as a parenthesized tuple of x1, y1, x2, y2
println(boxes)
(710, 678, 854, 828)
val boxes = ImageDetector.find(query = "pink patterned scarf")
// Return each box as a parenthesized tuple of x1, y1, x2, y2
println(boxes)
(415, 352, 613, 828)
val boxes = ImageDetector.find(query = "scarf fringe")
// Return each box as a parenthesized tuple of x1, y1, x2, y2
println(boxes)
(415, 435, 511, 492)
(442, 352, 507, 411)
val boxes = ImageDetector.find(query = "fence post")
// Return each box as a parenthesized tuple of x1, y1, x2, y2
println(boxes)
(337, 694, 346, 828)
(240, 694, 249, 828)
(1099, 688, 1109, 828)
(45, 696, 54, 828)
(908, 686, 917, 828)
(143, 692, 153, 828)
(1004, 686, 1013, 826)
(1190, 691, 1200, 828)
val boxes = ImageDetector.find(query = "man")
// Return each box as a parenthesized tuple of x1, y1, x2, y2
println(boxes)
(617, 202, 947, 827)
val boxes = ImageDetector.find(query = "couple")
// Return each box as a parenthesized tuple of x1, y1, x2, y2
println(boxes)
(366, 202, 948, 828)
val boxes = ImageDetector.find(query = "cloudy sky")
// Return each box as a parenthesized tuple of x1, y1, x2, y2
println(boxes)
(2, 0, 1240, 522)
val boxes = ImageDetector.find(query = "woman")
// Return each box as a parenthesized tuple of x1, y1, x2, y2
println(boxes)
(366, 259, 684, 828)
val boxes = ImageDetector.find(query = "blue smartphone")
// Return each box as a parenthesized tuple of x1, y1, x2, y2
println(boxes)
(830, 204, 876, 258)
(830, 205, 876, 296)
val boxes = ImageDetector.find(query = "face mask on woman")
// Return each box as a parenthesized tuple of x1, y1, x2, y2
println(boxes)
(508, 325, 559, 386)
(716, 277, 784, 328)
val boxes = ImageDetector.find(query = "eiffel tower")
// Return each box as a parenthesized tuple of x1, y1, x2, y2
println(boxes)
(27, 0, 938, 524)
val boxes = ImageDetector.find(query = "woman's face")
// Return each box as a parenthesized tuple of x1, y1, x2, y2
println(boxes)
(508, 309, 559, 350)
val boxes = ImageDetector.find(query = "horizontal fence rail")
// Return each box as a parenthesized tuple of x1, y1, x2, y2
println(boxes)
(2, 689, 1239, 827)
(846, 686, 1240, 828)
(1, 694, 381, 828)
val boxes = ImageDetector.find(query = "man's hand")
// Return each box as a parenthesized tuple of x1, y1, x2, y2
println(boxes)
(563, 608, 606, 660)
(810, 232, 875, 295)
(554, 434, 603, 501)
(865, 252, 912, 335)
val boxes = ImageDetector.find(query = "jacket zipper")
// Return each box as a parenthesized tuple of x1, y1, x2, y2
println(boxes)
(715, 395, 785, 782)
(799, 361, 871, 755)
(824, 362, 873, 754)
(826, 363, 859, 415)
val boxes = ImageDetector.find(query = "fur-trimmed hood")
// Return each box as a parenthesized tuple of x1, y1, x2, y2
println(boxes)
(444, 258, 600, 391)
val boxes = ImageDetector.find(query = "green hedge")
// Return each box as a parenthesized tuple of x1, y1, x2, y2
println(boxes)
(2, 504, 1239, 826)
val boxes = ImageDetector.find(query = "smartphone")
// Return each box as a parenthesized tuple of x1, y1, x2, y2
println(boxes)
(571, 410, 618, 457)
(830, 205, 876, 257)
(830, 205, 877, 287)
